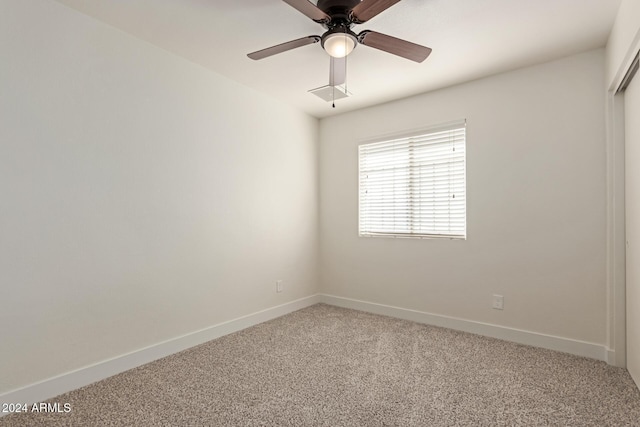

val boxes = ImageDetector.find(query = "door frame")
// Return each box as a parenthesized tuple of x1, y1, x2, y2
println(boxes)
(606, 37, 640, 367)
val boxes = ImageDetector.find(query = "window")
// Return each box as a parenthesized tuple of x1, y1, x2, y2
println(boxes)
(358, 121, 466, 239)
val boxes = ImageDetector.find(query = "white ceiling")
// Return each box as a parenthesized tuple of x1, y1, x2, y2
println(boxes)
(53, 0, 621, 118)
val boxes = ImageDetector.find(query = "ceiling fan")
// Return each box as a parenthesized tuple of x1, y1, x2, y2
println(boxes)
(247, 0, 432, 88)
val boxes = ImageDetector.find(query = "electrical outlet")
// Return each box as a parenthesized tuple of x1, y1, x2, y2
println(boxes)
(492, 294, 504, 310)
(276, 280, 283, 293)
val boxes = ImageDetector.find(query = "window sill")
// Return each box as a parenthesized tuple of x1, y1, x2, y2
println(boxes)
(359, 233, 466, 240)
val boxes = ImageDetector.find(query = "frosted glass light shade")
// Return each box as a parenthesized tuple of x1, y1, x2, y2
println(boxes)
(323, 33, 357, 58)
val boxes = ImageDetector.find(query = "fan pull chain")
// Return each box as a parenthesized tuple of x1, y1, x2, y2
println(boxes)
(332, 85, 335, 108)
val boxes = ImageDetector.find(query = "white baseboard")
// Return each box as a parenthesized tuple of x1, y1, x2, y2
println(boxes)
(0, 294, 321, 415)
(319, 294, 608, 361)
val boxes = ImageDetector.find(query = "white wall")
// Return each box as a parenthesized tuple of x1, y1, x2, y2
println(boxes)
(319, 50, 607, 345)
(0, 0, 318, 395)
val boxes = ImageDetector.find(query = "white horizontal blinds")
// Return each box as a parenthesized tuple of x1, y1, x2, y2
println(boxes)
(359, 124, 466, 238)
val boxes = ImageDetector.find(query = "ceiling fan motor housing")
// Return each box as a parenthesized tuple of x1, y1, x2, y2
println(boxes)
(317, 0, 361, 28)
(317, 0, 361, 57)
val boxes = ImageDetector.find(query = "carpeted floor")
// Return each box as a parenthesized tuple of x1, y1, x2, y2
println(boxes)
(2, 303, 640, 426)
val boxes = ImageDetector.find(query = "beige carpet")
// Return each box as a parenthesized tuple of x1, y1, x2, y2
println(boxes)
(2, 304, 639, 426)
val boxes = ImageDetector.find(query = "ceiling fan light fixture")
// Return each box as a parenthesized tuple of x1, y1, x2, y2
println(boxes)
(322, 31, 357, 58)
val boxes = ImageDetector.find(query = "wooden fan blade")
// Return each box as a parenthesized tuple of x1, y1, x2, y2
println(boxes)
(358, 30, 432, 63)
(351, 0, 401, 24)
(330, 56, 346, 86)
(247, 36, 321, 60)
(283, 0, 331, 23)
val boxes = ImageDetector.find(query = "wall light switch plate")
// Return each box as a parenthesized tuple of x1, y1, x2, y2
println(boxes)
(276, 280, 283, 293)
